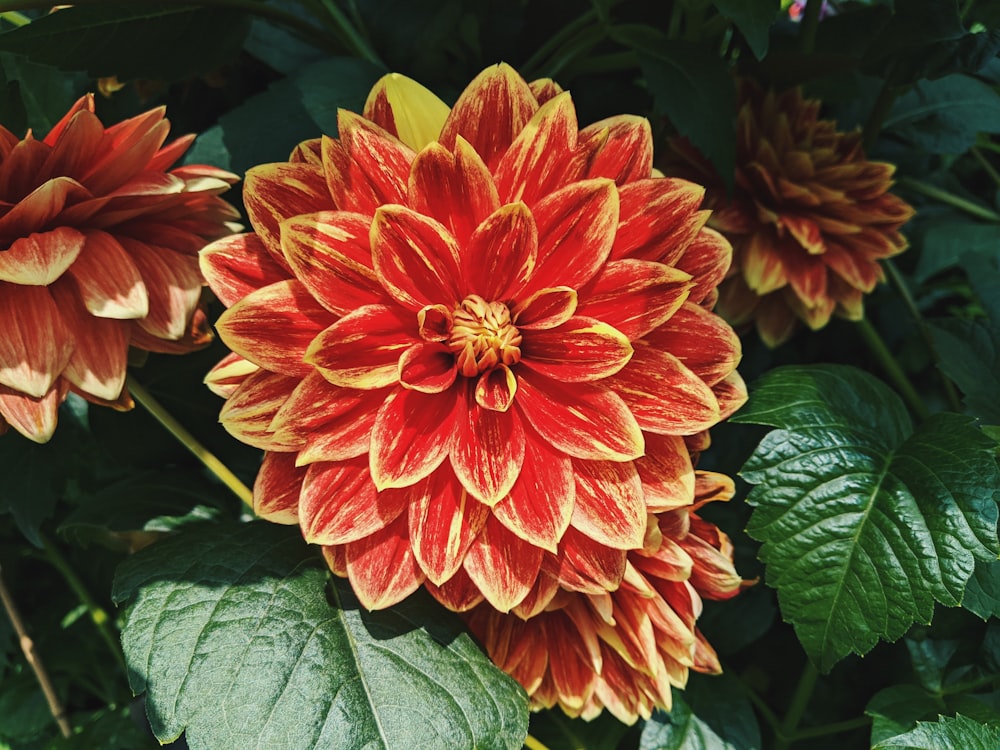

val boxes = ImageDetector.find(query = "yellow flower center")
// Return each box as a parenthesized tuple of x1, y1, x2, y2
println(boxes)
(447, 295, 522, 377)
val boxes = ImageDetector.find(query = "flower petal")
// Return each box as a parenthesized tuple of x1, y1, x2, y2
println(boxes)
(570, 459, 646, 549)
(520, 316, 633, 382)
(516, 371, 644, 461)
(305, 304, 416, 389)
(546, 527, 627, 593)
(607, 344, 720, 435)
(610, 178, 708, 264)
(371, 204, 462, 310)
(218, 369, 302, 451)
(0, 176, 91, 246)
(464, 515, 543, 612)
(121, 239, 202, 340)
(204, 352, 259, 398)
(408, 465, 490, 585)
(449, 385, 525, 505)
(0, 382, 65, 443)
(0, 284, 72, 398)
(215, 279, 334, 377)
(474, 365, 517, 412)
(300, 456, 408, 545)
(425, 567, 485, 612)
(636, 434, 696, 512)
(66, 230, 149, 319)
(643, 302, 742, 387)
(345, 514, 425, 610)
(280, 210, 387, 315)
(581, 115, 653, 184)
(398, 342, 457, 393)
(364, 72, 450, 151)
(324, 112, 413, 215)
(370, 386, 460, 490)
(0, 227, 85, 285)
(243, 162, 329, 264)
(199, 232, 289, 307)
(253, 451, 305, 524)
(493, 437, 574, 553)
(512, 286, 577, 330)
(461, 201, 538, 300)
(439, 62, 538, 171)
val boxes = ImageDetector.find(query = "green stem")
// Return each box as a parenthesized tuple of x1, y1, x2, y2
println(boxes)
(40, 533, 128, 676)
(856, 317, 930, 420)
(543, 24, 609, 80)
(683, 0, 707, 42)
(0, 9, 28, 25)
(862, 72, 899, 154)
(315, 0, 384, 67)
(789, 715, 872, 741)
(773, 661, 819, 750)
(127, 375, 254, 508)
(667, 1, 683, 38)
(521, 8, 598, 79)
(562, 50, 638, 76)
(798, 0, 823, 54)
(896, 176, 1000, 223)
(741, 680, 783, 735)
(976, 140, 1000, 156)
(523, 734, 551, 750)
(971, 146, 1000, 189)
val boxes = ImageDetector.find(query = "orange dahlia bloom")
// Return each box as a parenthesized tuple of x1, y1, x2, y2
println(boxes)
(669, 80, 915, 347)
(464, 470, 747, 724)
(0, 95, 239, 442)
(201, 63, 746, 613)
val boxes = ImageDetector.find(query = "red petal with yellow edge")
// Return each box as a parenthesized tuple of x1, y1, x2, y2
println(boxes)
(371, 204, 462, 310)
(128, 307, 212, 355)
(300, 456, 408, 545)
(741, 231, 786, 295)
(48, 282, 128, 401)
(461, 201, 538, 301)
(409, 139, 500, 247)
(474, 365, 517, 412)
(636, 433, 695, 512)
(0, 227, 84, 285)
(608, 344, 720, 436)
(677, 226, 733, 306)
(199, 233, 288, 308)
(546, 527, 627, 593)
(825, 240, 880, 292)
(243, 162, 329, 264)
(634, 537, 694, 582)
(322, 545, 347, 576)
(204, 352, 258, 398)
(219, 369, 301, 452)
(81, 120, 170, 197)
(0, 382, 64, 444)
(439, 62, 538, 172)
(681, 518, 744, 600)
(408, 465, 489, 584)
(577, 260, 692, 341)
(252, 451, 304, 524)
(345, 514, 425, 610)
(281, 210, 387, 316)
(216, 279, 334, 377)
(494, 92, 581, 205)
(369, 386, 460, 490)
(644, 302, 741, 387)
(570, 459, 646, 549)
(515, 371, 643, 462)
(610, 178, 707, 264)
(363, 73, 450, 152)
(713, 370, 748, 420)
(66, 231, 148, 319)
(122, 240, 201, 340)
(511, 287, 577, 330)
(516, 179, 619, 299)
(305, 304, 415, 390)
(425, 567, 485, 612)
(289, 137, 322, 166)
(520, 316, 632, 382)
(0, 284, 72, 398)
(785, 252, 829, 307)
(324, 112, 413, 215)
(549, 632, 599, 710)
(581, 115, 653, 185)
(512, 572, 561, 620)
(398, 342, 457, 394)
(0, 176, 90, 244)
(464, 515, 543, 612)
(269, 371, 384, 464)
(493, 437, 573, 553)
(449, 384, 525, 504)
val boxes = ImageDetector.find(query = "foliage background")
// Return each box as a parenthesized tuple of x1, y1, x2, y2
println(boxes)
(1, 0, 1000, 748)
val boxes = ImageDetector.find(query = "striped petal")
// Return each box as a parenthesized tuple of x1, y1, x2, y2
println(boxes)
(449, 385, 525, 505)
(324, 112, 413, 215)
(398, 342, 457, 394)
(243, 162, 329, 263)
(0, 227, 85, 285)
(512, 286, 577, 330)
(464, 515, 543, 612)
(610, 178, 707, 264)
(570, 459, 646, 549)
(0, 284, 72, 398)
(547, 527, 627, 593)
(644, 302, 742, 387)
(577, 260, 692, 340)
(218, 369, 301, 451)
(253, 451, 305, 524)
(345, 515, 425, 610)
(425, 567, 485, 612)
(200, 232, 288, 308)
(636, 434, 696, 512)
(67, 231, 148, 319)
(0, 382, 65, 444)
(364, 72, 450, 152)
(461, 201, 538, 301)
(581, 115, 653, 185)
(121, 239, 202, 341)
(520, 316, 632, 382)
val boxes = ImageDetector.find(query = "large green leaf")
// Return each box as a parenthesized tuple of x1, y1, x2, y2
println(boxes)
(867, 685, 946, 746)
(885, 74, 1000, 154)
(712, 0, 778, 61)
(914, 221, 1000, 282)
(963, 560, 1000, 620)
(0, 3, 250, 82)
(733, 365, 1000, 671)
(113, 522, 528, 750)
(873, 714, 1000, 749)
(929, 318, 1000, 426)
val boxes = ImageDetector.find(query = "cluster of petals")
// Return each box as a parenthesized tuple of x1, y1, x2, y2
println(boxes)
(201, 62, 747, 708)
(465, 468, 746, 724)
(669, 79, 915, 347)
(0, 95, 239, 442)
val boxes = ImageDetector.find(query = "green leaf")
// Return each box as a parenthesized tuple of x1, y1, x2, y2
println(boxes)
(963, 560, 1000, 620)
(733, 365, 1000, 671)
(961, 251, 1000, 325)
(874, 714, 1000, 749)
(712, 0, 778, 61)
(867, 685, 945, 746)
(113, 522, 528, 750)
(914, 222, 1000, 282)
(0, 3, 250, 83)
(639, 672, 761, 750)
(0, 675, 54, 742)
(885, 74, 1000, 154)
(928, 318, 1000, 425)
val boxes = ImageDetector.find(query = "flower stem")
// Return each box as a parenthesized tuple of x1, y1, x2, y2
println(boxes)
(126, 375, 254, 508)
(896, 176, 1000, 223)
(521, 8, 598, 78)
(314, 0, 385, 67)
(789, 715, 872, 741)
(40, 533, 128, 676)
(798, 0, 823, 54)
(523, 733, 551, 750)
(773, 660, 819, 750)
(971, 146, 1000, 189)
(0, 9, 28, 25)
(856, 317, 930, 420)
(862, 71, 899, 154)
(0, 564, 72, 738)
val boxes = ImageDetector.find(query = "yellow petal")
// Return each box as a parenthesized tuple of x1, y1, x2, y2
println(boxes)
(364, 73, 450, 152)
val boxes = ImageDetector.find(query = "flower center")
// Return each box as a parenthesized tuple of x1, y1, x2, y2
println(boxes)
(447, 295, 522, 377)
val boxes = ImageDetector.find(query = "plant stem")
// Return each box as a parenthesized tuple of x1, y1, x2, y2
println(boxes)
(773, 660, 819, 750)
(126, 375, 254, 508)
(0, 9, 27, 24)
(856, 317, 930, 420)
(798, 0, 823, 54)
(896, 176, 1000, 223)
(523, 734, 551, 750)
(40, 533, 127, 675)
(971, 146, 1000, 189)
(862, 73, 899, 154)
(0, 565, 72, 738)
(741, 680, 783, 735)
(789, 715, 872, 741)
(315, 0, 385, 67)
(521, 8, 598, 78)
(667, 1, 683, 38)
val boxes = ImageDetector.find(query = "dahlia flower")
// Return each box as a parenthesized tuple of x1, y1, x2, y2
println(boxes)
(464, 470, 747, 724)
(201, 63, 746, 614)
(669, 79, 914, 347)
(0, 95, 239, 442)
